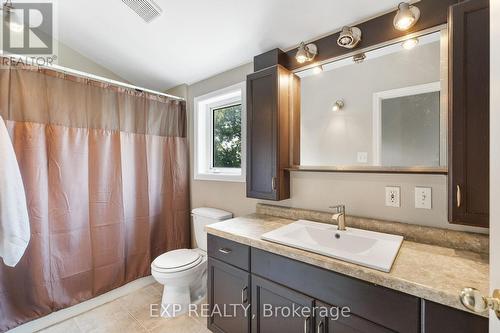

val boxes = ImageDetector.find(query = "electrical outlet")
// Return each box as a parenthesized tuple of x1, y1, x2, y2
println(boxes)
(415, 187, 432, 209)
(385, 186, 401, 207)
(357, 152, 368, 163)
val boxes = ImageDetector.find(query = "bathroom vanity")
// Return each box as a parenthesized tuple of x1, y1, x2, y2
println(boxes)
(205, 208, 489, 333)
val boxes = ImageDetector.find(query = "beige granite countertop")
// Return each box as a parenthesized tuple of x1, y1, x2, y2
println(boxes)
(206, 213, 489, 317)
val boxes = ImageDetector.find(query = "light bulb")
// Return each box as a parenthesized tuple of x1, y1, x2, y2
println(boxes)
(402, 38, 419, 50)
(295, 42, 317, 64)
(296, 54, 307, 64)
(332, 100, 345, 112)
(393, 2, 420, 31)
(312, 65, 323, 74)
(395, 16, 414, 30)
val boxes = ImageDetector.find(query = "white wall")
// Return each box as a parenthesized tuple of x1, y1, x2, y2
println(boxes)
(301, 42, 440, 166)
(490, 0, 500, 330)
(185, 62, 487, 234)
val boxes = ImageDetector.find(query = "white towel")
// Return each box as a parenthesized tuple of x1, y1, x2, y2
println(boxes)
(0, 116, 30, 267)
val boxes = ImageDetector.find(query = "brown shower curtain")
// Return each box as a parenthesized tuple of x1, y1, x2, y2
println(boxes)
(0, 60, 190, 332)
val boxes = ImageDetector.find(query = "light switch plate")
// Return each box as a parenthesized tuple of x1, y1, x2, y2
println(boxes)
(357, 152, 368, 163)
(415, 187, 432, 209)
(385, 186, 401, 207)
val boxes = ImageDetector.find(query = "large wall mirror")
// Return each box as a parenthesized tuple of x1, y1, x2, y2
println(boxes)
(297, 28, 448, 173)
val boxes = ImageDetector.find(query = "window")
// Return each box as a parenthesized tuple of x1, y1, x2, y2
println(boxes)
(194, 82, 246, 182)
(212, 104, 242, 169)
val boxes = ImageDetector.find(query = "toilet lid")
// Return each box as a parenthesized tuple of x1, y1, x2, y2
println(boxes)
(152, 249, 201, 271)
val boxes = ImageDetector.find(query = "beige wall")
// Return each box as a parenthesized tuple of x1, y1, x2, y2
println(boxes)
(166, 84, 188, 99)
(185, 62, 487, 234)
(57, 42, 128, 83)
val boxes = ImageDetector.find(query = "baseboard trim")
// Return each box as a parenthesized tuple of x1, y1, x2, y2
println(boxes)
(8, 275, 155, 333)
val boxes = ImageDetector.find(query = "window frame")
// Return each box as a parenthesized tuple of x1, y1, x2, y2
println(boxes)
(194, 82, 246, 182)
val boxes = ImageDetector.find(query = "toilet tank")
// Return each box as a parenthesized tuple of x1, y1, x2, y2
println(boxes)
(191, 207, 233, 251)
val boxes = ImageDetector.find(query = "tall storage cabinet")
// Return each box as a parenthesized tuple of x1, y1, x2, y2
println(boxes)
(448, 0, 490, 227)
(246, 65, 299, 201)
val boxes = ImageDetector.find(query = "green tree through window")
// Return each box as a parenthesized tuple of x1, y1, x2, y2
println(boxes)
(213, 104, 242, 168)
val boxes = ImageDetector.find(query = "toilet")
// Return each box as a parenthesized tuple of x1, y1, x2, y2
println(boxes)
(151, 207, 233, 317)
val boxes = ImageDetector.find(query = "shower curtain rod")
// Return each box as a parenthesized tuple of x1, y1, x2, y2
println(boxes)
(1, 53, 186, 101)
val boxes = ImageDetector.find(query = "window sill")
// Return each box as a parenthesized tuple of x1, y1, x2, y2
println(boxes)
(194, 172, 246, 183)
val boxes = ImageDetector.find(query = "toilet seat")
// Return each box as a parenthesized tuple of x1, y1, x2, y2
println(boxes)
(152, 249, 203, 273)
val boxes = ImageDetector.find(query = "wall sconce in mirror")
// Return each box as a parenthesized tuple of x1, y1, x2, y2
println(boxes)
(353, 53, 366, 64)
(393, 2, 420, 31)
(312, 64, 323, 74)
(296, 42, 318, 64)
(402, 37, 419, 50)
(337, 26, 362, 49)
(332, 99, 345, 112)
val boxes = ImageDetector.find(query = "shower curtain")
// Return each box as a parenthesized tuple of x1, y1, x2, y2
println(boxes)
(0, 60, 190, 332)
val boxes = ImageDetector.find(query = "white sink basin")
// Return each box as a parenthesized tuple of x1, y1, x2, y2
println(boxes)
(261, 220, 403, 272)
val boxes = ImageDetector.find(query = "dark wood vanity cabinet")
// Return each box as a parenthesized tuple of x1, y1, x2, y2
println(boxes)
(315, 301, 393, 333)
(207, 258, 250, 333)
(448, 0, 490, 227)
(207, 235, 488, 333)
(251, 275, 314, 333)
(423, 300, 488, 333)
(246, 65, 299, 201)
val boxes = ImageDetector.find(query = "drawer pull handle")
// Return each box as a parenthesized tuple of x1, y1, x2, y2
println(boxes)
(218, 248, 232, 254)
(241, 286, 248, 303)
(316, 320, 324, 333)
(304, 316, 310, 333)
(272, 177, 277, 191)
(457, 185, 462, 208)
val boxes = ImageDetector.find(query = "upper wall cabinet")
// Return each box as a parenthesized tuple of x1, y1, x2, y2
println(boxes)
(448, 0, 490, 228)
(246, 65, 299, 201)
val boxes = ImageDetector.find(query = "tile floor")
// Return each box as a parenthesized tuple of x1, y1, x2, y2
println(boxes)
(37, 283, 211, 333)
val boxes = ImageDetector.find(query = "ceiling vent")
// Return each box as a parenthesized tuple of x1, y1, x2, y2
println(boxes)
(121, 0, 162, 23)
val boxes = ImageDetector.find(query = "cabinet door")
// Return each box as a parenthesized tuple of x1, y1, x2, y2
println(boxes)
(423, 300, 488, 333)
(246, 65, 296, 201)
(251, 275, 314, 333)
(449, 0, 490, 227)
(315, 301, 393, 333)
(208, 258, 250, 333)
(246, 67, 279, 200)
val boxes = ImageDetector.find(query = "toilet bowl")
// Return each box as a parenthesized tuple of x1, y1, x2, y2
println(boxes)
(151, 248, 207, 317)
(151, 207, 232, 317)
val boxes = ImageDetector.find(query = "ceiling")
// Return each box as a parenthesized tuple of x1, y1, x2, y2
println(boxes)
(55, 0, 404, 91)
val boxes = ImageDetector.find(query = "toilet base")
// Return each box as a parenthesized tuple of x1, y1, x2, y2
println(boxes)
(159, 273, 207, 318)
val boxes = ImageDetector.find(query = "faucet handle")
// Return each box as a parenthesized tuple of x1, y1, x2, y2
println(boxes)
(329, 204, 345, 213)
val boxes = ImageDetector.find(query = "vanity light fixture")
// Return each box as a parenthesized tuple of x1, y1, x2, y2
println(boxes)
(332, 99, 345, 112)
(337, 26, 362, 49)
(402, 37, 419, 50)
(393, 2, 420, 31)
(312, 64, 323, 74)
(296, 42, 318, 64)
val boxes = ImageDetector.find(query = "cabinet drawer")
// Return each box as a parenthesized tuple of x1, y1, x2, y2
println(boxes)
(208, 234, 250, 271)
(251, 248, 420, 333)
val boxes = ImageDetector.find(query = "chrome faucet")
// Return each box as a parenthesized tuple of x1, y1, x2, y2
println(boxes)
(330, 204, 346, 231)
